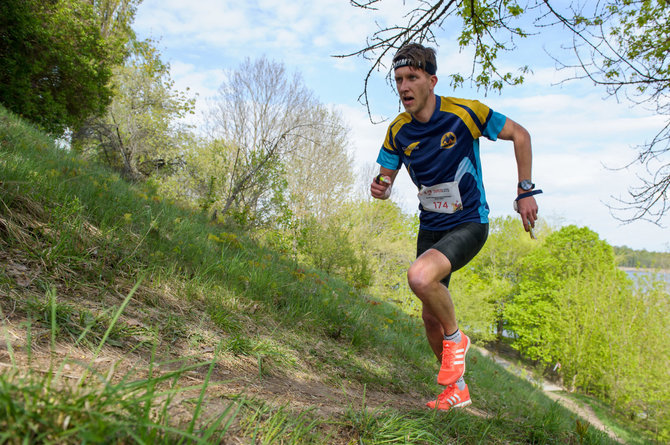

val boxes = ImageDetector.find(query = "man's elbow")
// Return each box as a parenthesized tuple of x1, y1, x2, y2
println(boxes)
(513, 122, 530, 142)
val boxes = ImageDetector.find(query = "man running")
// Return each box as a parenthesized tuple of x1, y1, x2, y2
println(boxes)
(370, 43, 539, 410)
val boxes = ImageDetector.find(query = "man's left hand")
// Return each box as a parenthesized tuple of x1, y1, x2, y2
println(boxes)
(516, 196, 538, 233)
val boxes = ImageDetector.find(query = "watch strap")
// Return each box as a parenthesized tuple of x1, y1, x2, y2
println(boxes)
(515, 189, 543, 201)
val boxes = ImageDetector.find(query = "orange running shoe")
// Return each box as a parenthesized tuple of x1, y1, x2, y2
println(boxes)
(426, 383, 472, 411)
(437, 331, 470, 386)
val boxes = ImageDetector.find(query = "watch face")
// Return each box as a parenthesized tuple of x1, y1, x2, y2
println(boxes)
(519, 180, 534, 191)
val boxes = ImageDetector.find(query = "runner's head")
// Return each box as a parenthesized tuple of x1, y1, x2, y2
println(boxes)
(392, 43, 438, 122)
(392, 43, 437, 76)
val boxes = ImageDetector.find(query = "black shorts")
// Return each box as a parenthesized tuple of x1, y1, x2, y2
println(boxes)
(416, 222, 489, 288)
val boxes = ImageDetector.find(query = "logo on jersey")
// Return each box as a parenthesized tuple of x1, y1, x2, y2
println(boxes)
(441, 132, 457, 149)
(403, 141, 420, 156)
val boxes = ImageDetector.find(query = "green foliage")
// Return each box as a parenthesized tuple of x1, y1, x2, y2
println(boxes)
(74, 40, 195, 180)
(604, 0, 670, 93)
(293, 215, 371, 286)
(0, 0, 119, 134)
(614, 245, 670, 269)
(95, 1, 142, 50)
(507, 226, 626, 366)
(455, 0, 529, 92)
(343, 199, 420, 310)
(503, 225, 670, 439)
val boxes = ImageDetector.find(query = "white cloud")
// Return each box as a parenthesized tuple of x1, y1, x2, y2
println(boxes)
(136, 0, 386, 58)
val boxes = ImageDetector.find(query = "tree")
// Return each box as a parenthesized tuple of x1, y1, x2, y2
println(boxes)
(0, 0, 118, 134)
(283, 105, 354, 221)
(206, 57, 353, 225)
(344, 198, 419, 304)
(95, 0, 142, 44)
(342, 0, 670, 221)
(74, 41, 195, 180)
(505, 226, 628, 374)
(503, 223, 670, 440)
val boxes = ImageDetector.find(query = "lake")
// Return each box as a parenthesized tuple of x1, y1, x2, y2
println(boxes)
(621, 267, 670, 288)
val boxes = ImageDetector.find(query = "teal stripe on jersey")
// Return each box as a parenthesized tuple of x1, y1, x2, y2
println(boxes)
(455, 141, 489, 223)
(377, 148, 402, 170)
(483, 111, 506, 140)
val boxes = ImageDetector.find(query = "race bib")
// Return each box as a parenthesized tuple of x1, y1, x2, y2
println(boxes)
(418, 182, 463, 214)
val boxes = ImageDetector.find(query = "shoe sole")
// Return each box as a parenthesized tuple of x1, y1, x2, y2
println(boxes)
(427, 398, 472, 411)
(437, 334, 471, 386)
(452, 399, 472, 409)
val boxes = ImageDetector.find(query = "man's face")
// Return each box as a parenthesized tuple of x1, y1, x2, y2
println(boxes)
(394, 66, 436, 119)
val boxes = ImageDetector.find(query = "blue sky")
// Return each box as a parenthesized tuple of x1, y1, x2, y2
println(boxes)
(134, 0, 669, 252)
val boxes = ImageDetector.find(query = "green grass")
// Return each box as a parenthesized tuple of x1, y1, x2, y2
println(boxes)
(0, 105, 636, 443)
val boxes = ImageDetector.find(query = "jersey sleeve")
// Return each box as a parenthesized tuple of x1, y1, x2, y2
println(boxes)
(376, 121, 403, 170)
(482, 111, 507, 141)
(376, 147, 401, 170)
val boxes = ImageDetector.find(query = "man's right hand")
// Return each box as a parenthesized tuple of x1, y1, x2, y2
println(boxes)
(371, 174, 392, 200)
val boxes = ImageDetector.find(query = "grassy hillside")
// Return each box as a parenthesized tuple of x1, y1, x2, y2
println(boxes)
(0, 106, 625, 443)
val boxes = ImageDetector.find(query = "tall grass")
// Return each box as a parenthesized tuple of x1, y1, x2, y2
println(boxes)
(0, 105, 629, 443)
(0, 285, 243, 443)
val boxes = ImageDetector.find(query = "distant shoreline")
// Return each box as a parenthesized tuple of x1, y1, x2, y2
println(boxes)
(619, 266, 670, 274)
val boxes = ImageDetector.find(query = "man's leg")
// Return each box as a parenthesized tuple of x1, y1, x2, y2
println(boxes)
(409, 249, 458, 338)
(411, 223, 488, 386)
(410, 249, 469, 386)
(422, 304, 445, 361)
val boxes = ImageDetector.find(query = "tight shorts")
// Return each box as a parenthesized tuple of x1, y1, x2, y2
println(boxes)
(416, 222, 489, 288)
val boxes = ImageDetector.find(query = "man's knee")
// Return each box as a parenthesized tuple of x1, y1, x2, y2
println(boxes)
(407, 254, 450, 296)
(407, 261, 431, 296)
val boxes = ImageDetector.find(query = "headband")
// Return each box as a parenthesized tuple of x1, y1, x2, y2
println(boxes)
(392, 58, 437, 75)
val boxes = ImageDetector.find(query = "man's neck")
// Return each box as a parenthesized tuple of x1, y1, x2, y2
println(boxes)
(413, 94, 437, 123)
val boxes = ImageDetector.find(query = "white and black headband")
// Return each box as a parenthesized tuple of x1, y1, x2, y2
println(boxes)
(392, 58, 437, 75)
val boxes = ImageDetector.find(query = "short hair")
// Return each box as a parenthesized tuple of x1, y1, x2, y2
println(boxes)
(392, 43, 437, 75)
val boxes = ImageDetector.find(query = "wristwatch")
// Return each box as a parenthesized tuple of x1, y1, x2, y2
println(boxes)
(518, 179, 535, 191)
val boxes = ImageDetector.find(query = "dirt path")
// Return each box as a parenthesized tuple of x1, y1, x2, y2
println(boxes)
(475, 346, 623, 443)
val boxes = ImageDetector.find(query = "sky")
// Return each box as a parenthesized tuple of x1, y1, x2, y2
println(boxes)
(133, 0, 669, 252)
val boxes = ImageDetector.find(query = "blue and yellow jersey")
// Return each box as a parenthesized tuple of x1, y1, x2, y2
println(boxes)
(376, 95, 507, 230)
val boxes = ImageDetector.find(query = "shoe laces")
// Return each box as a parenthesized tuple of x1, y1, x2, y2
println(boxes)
(437, 385, 456, 401)
(441, 342, 455, 367)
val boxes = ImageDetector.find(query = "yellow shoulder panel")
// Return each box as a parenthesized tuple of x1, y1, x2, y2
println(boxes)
(440, 97, 487, 138)
(449, 97, 490, 124)
(384, 112, 412, 150)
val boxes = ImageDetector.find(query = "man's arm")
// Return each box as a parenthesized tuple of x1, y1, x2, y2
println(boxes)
(370, 167, 399, 200)
(497, 118, 539, 232)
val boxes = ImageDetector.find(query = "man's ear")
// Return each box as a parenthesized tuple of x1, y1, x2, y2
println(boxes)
(430, 75, 438, 89)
